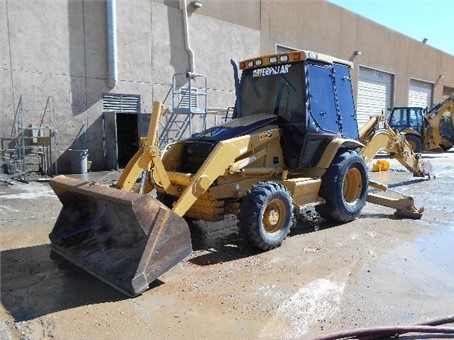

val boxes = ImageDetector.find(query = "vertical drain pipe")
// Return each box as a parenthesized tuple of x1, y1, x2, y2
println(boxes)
(107, 0, 118, 88)
(181, 0, 194, 72)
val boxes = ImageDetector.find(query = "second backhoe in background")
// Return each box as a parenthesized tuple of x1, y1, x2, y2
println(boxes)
(388, 96, 454, 152)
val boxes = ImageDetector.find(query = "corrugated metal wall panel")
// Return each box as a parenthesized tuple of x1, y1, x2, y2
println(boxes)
(408, 79, 432, 108)
(357, 67, 393, 128)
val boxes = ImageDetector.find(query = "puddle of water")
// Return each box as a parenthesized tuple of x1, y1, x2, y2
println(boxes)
(390, 223, 452, 284)
(353, 222, 454, 321)
(0, 205, 20, 214)
(410, 222, 454, 281)
(0, 182, 56, 200)
(258, 279, 345, 339)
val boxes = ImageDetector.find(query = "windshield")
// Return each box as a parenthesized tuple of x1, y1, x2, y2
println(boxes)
(239, 62, 305, 123)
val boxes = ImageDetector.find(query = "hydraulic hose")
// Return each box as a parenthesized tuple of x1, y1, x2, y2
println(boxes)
(310, 315, 454, 340)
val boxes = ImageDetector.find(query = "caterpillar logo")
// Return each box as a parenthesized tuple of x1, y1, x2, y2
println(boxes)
(259, 130, 273, 141)
(253, 64, 291, 77)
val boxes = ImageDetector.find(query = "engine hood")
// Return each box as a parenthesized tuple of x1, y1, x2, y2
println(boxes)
(188, 113, 278, 143)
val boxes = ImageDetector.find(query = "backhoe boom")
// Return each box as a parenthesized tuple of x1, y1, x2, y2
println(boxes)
(424, 95, 454, 151)
(359, 115, 429, 177)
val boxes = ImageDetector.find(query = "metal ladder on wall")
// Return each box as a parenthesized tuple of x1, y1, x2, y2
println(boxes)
(159, 72, 207, 149)
(0, 94, 55, 180)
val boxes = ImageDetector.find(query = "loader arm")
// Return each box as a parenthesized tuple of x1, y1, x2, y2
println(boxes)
(171, 129, 281, 217)
(359, 115, 428, 177)
(115, 101, 171, 193)
(48, 101, 193, 297)
(423, 96, 454, 151)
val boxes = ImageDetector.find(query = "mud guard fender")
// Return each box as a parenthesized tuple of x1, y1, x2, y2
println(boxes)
(316, 138, 364, 169)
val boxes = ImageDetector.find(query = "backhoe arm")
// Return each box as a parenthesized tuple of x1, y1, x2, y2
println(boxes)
(359, 115, 428, 177)
(423, 96, 454, 150)
(359, 115, 427, 219)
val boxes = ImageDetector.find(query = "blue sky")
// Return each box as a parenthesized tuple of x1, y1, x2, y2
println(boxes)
(328, 0, 454, 56)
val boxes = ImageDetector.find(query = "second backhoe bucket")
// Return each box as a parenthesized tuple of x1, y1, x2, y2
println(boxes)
(48, 175, 192, 296)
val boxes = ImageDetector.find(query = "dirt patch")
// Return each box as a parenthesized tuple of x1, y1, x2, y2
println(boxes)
(1, 152, 454, 339)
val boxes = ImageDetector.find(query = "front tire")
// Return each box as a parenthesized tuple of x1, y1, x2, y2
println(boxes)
(238, 182, 294, 251)
(317, 149, 368, 223)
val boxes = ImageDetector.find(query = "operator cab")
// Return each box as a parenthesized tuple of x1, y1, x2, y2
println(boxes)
(236, 50, 359, 169)
(388, 107, 425, 135)
(181, 50, 360, 173)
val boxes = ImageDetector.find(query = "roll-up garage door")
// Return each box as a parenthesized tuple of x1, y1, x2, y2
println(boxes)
(357, 67, 393, 128)
(408, 79, 432, 108)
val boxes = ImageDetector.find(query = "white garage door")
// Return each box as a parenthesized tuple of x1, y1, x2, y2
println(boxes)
(357, 67, 394, 128)
(408, 79, 432, 108)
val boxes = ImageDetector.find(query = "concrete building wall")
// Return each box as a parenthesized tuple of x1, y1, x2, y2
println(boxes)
(1, 0, 453, 173)
(261, 0, 454, 106)
(150, 1, 260, 108)
(0, 0, 14, 137)
(0, 0, 260, 172)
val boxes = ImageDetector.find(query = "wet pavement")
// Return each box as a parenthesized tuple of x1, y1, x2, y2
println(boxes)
(1, 151, 454, 340)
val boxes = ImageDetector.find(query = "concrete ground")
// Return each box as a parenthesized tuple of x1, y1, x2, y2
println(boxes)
(1, 151, 454, 340)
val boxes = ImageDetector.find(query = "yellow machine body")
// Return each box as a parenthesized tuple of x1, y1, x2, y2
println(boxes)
(49, 51, 429, 296)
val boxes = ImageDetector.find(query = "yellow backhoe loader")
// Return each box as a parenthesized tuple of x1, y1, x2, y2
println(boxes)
(388, 96, 454, 152)
(49, 50, 429, 296)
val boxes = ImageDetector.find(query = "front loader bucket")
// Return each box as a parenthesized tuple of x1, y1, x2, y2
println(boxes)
(49, 175, 192, 296)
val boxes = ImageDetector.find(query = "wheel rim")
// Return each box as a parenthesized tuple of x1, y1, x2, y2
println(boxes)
(263, 198, 286, 235)
(343, 167, 363, 205)
(408, 140, 417, 152)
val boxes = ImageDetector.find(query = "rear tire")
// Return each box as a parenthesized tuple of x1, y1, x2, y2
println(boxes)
(440, 144, 452, 152)
(405, 134, 422, 153)
(238, 182, 293, 251)
(317, 149, 368, 223)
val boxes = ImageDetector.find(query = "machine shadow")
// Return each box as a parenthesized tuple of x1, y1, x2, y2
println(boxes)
(186, 196, 419, 268)
(387, 177, 428, 189)
(187, 217, 259, 266)
(0, 244, 129, 322)
(187, 208, 334, 266)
